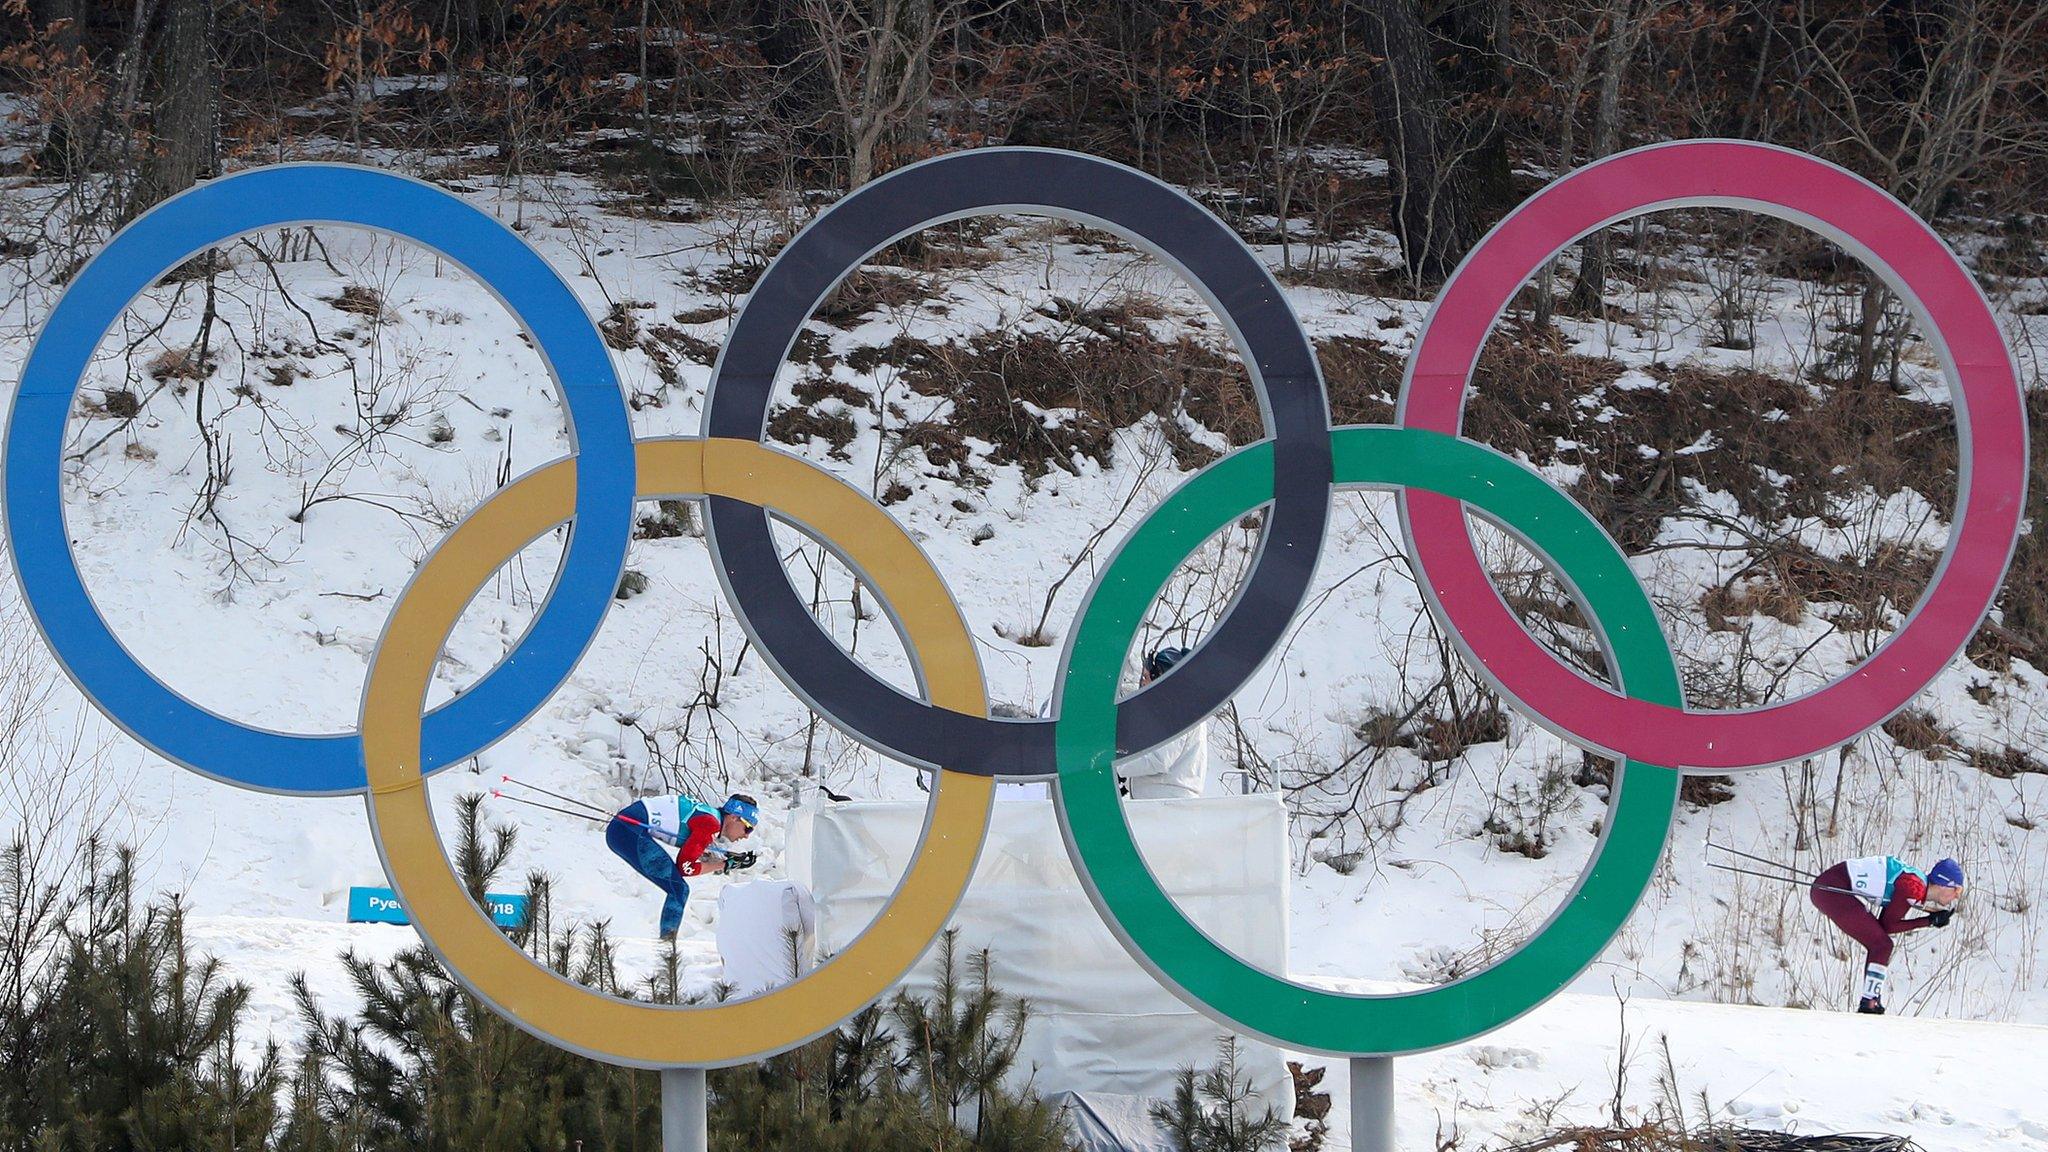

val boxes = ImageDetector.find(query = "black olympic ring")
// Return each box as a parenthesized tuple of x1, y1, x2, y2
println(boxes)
(704, 148, 1333, 775)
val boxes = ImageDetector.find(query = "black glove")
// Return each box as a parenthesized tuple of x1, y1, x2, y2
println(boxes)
(722, 850, 759, 873)
(1928, 907, 1954, 928)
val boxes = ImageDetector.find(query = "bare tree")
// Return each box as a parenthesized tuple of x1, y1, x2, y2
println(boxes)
(1789, 0, 2048, 386)
(1178, 0, 1355, 270)
(1564, 0, 1674, 314)
(133, 0, 217, 216)
(1349, 0, 1509, 283)
(24, 0, 87, 174)
(1517, 1, 1608, 327)
(799, 0, 1012, 186)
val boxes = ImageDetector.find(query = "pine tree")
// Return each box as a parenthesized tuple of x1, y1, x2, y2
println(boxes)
(708, 930, 1076, 1151)
(284, 795, 664, 1152)
(5, 842, 279, 1152)
(1149, 1036, 1291, 1152)
(0, 816, 1081, 1151)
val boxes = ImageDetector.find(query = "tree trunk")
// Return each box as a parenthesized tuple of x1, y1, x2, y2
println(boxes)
(1535, 7, 1603, 331)
(1433, 0, 1514, 217)
(1566, 0, 1633, 314)
(752, 0, 829, 155)
(1852, 278, 1887, 388)
(30, 0, 87, 175)
(1731, 0, 1775, 140)
(459, 0, 485, 58)
(133, 0, 216, 217)
(849, 125, 878, 188)
(1355, 0, 1480, 283)
(29, 0, 84, 58)
(638, 0, 654, 142)
(900, 0, 933, 163)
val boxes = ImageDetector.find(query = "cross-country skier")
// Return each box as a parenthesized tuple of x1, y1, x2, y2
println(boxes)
(1008, 647, 1210, 801)
(1809, 855, 1964, 1014)
(1117, 647, 1208, 800)
(607, 792, 760, 941)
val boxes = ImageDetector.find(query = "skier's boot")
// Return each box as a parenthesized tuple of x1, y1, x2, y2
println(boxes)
(1857, 963, 1889, 1015)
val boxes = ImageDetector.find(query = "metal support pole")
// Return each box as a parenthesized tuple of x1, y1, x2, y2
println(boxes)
(661, 1067, 707, 1152)
(1350, 1056, 1393, 1152)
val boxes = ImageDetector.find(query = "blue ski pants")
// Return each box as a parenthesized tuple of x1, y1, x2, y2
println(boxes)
(607, 801, 691, 936)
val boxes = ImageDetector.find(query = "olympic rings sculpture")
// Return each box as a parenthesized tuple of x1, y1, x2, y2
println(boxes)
(4, 141, 2024, 1067)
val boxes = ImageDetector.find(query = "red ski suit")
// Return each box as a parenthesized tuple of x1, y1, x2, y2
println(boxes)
(1809, 861, 1935, 966)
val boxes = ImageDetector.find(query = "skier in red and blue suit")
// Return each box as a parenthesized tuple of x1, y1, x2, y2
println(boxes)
(1809, 855, 1964, 1015)
(607, 792, 759, 940)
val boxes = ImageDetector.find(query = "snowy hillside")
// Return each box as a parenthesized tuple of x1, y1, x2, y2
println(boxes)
(3, 148, 2047, 1141)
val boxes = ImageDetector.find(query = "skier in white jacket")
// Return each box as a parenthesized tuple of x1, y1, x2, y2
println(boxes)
(1117, 647, 1207, 800)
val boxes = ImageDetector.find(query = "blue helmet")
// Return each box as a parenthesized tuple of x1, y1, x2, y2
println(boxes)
(721, 794, 761, 830)
(1927, 858, 1965, 889)
(1144, 646, 1192, 680)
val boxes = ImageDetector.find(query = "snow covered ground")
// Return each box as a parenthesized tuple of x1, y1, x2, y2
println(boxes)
(1307, 981, 2048, 1150)
(3, 150, 2047, 1146)
(168, 909, 2048, 1152)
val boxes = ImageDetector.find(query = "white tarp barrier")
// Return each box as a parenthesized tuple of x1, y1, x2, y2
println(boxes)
(716, 879, 817, 996)
(791, 792, 1293, 1113)
(1051, 1092, 1176, 1152)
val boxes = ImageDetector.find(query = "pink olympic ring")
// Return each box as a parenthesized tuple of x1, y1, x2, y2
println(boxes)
(1398, 140, 2027, 771)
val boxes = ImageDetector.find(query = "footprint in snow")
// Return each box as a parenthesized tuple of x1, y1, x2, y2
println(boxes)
(1886, 1101, 1954, 1125)
(1467, 1046, 1541, 1071)
(1726, 1097, 1799, 1120)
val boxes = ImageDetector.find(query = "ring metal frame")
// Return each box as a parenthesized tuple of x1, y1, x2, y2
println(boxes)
(6, 142, 2022, 1067)
(362, 438, 992, 1068)
(4, 165, 635, 795)
(1399, 140, 2026, 770)
(1052, 427, 1678, 1056)
(703, 148, 1332, 776)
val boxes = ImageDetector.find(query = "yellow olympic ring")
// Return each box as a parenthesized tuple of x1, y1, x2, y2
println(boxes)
(361, 438, 994, 1067)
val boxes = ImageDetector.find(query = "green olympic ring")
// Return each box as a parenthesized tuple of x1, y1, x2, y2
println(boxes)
(1052, 425, 1681, 1056)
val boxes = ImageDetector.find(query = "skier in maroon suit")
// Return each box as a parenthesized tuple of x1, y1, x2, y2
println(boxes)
(1809, 856, 1963, 1014)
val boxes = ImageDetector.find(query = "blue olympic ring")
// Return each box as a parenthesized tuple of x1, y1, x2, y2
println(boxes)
(4, 165, 636, 795)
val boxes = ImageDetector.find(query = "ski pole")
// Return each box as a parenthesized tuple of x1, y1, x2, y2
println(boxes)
(1706, 841, 1816, 879)
(1710, 856, 1816, 885)
(492, 790, 638, 828)
(1707, 859, 1861, 898)
(500, 774, 612, 817)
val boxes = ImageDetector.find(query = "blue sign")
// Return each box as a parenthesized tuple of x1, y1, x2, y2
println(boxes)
(347, 885, 529, 929)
